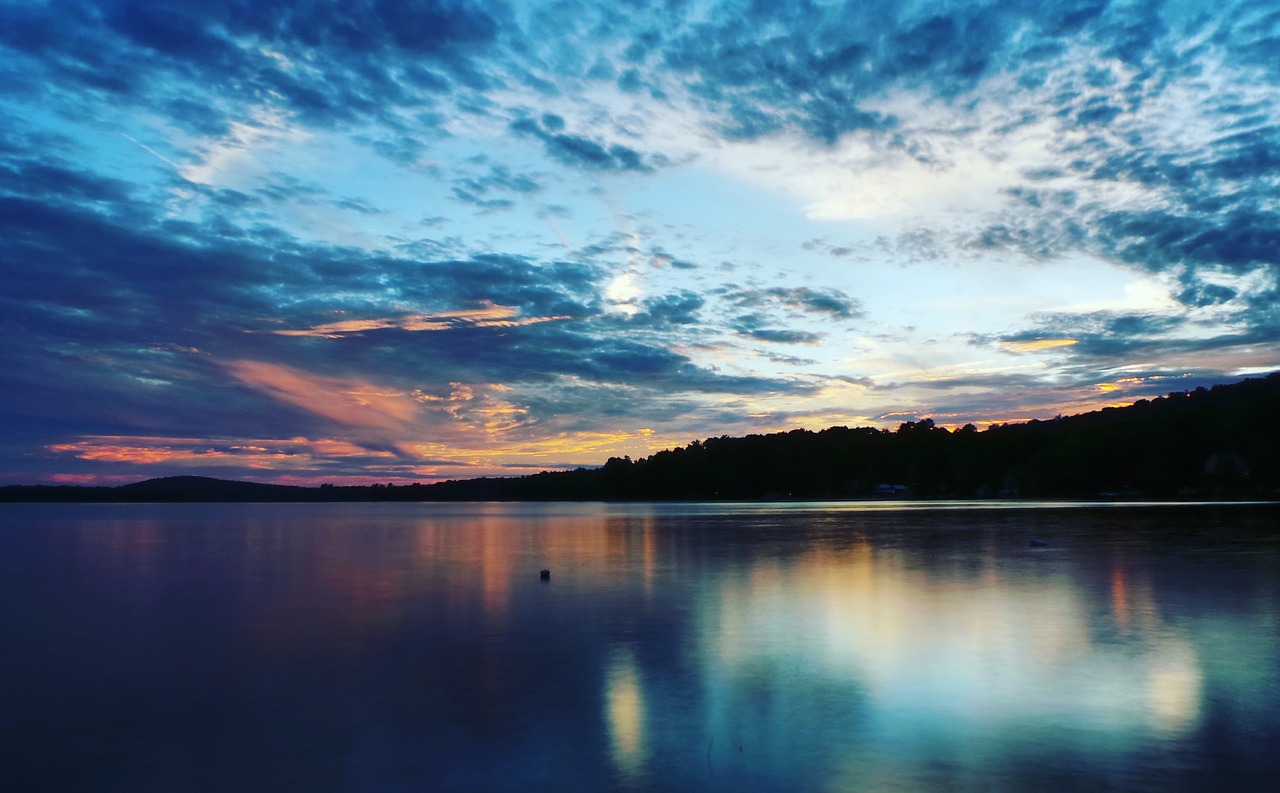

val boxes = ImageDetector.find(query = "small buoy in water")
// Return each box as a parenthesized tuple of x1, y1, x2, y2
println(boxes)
(1029, 539, 1049, 548)
(540, 569, 551, 579)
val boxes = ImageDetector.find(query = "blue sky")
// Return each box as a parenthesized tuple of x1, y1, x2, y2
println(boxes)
(2, 0, 1278, 485)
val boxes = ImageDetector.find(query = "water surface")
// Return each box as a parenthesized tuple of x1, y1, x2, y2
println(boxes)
(2, 501, 1277, 791)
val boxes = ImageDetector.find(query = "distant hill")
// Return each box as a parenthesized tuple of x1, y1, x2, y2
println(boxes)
(116, 476, 314, 501)
(3, 373, 1278, 502)
(1, 475, 316, 503)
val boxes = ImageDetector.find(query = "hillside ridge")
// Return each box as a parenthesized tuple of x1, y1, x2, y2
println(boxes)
(4, 373, 1278, 502)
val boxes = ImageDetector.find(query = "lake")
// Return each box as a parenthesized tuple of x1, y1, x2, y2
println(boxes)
(1, 501, 1277, 792)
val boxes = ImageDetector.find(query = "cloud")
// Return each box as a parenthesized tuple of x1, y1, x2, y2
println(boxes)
(745, 328, 825, 345)
(627, 291, 705, 327)
(999, 339, 1080, 353)
(729, 313, 824, 345)
(510, 115, 653, 172)
(0, 160, 812, 483)
(0, 0, 507, 131)
(455, 162, 542, 195)
(982, 308, 1280, 380)
(451, 188, 516, 211)
(723, 287, 863, 319)
(0, 160, 133, 204)
(715, 286, 862, 345)
(48, 434, 390, 468)
(5, 0, 1280, 484)
(271, 303, 572, 337)
(225, 360, 420, 432)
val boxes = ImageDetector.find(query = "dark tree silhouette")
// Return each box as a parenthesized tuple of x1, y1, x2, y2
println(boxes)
(4, 374, 1278, 503)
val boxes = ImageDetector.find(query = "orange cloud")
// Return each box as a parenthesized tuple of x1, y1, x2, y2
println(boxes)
(42, 428, 701, 484)
(1000, 338, 1079, 353)
(48, 473, 148, 485)
(224, 360, 592, 465)
(53, 361, 684, 481)
(48, 434, 396, 469)
(270, 302, 572, 338)
(410, 427, 674, 464)
(226, 361, 418, 430)
(49, 440, 233, 464)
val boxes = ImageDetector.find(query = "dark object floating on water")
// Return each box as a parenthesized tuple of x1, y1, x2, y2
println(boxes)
(540, 569, 551, 579)
(1029, 539, 1050, 548)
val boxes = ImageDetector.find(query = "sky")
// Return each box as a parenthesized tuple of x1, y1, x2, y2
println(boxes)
(2, 0, 1279, 486)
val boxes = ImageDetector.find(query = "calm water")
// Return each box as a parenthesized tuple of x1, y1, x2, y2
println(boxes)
(1, 501, 1277, 792)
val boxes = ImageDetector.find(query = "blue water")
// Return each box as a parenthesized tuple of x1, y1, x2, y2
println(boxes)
(1, 501, 1277, 792)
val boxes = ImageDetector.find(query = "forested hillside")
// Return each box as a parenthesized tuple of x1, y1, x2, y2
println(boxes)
(418, 372, 1280, 500)
(4, 373, 1277, 502)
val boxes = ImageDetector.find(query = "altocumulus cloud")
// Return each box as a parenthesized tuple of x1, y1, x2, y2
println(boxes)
(2, 0, 1278, 483)
(0, 144, 804, 481)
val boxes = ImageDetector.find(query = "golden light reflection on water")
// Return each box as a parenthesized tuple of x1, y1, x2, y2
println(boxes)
(1111, 562, 1131, 629)
(38, 502, 1279, 791)
(474, 519, 515, 617)
(1148, 645, 1203, 734)
(604, 647, 646, 779)
(703, 539, 1205, 738)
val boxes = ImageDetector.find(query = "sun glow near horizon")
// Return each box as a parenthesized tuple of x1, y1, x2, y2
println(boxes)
(4, 1, 1279, 485)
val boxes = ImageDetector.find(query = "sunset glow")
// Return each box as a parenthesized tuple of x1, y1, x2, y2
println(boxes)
(2, 0, 1278, 484)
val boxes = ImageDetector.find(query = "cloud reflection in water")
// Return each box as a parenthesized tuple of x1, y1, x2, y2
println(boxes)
(3, 502, 1276, 792)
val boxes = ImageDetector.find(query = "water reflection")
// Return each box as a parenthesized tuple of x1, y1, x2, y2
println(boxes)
(0, 501, 1276, 792)
(605, 647, 646, 779)
(704, 538, 1208, 742)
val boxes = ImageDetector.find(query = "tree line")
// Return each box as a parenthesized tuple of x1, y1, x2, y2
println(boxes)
(421, 373, 1279, 501)
(3, 373, 1277, 502)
